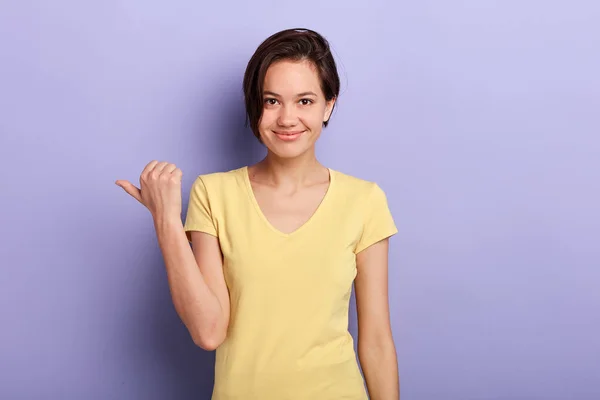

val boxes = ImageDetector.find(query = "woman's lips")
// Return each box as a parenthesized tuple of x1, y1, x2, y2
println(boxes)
(274, 130, 305, 141)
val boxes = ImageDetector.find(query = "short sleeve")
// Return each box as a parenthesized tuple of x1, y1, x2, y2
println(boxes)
(183, 176, 218, 241)
(354, 183, 398, 254)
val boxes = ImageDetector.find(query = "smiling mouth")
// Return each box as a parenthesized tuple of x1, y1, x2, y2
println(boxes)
(274, 130, 305, 135)
(274, 130, 305, 141)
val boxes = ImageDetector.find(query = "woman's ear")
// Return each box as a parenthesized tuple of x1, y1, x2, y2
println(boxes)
(324, 97, 336, 123)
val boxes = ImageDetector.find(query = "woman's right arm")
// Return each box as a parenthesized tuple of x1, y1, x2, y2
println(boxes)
(154, 218, 230, 350)
(116, 161, 229, 350)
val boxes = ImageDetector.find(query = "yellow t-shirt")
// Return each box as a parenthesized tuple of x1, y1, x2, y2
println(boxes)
(183, 166, 397, 400)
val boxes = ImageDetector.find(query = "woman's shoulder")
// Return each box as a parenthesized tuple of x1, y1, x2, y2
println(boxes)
(188, 166, 247, 197)
(331, 169, 394, 221)
(331, 168, 385, 197)
(192, 166, 246, 184)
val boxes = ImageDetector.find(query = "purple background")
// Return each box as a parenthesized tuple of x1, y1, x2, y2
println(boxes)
(1, 1, 599, 399)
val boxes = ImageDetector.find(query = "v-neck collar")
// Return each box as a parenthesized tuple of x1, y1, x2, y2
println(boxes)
(241, 165, 335, 238)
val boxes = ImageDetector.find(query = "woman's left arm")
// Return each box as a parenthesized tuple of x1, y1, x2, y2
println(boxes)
(355, 238, 399, 400)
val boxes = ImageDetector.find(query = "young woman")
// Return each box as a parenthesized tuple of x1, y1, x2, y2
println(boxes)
(116, 28, 399, 400)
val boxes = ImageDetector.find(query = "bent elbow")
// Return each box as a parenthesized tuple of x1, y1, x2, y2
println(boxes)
(193, 336, 219, 351)
(192, 330, 225, 351)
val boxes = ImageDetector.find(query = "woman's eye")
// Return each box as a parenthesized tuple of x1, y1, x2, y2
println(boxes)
(264, 98, 313, 106)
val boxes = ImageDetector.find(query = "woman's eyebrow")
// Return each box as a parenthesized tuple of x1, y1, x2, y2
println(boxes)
(263, 91, 318, 97)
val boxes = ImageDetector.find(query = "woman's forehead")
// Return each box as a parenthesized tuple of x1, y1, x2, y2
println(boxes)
(263, 60, 321, 95)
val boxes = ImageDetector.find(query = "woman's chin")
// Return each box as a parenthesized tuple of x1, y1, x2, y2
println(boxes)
(267, 143, 313, 159)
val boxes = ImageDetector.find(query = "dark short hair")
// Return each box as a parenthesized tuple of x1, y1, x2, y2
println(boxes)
(243, 28, 341, 142)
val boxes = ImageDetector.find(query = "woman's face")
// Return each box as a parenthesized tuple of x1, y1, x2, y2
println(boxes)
(258, 59, 335, 159)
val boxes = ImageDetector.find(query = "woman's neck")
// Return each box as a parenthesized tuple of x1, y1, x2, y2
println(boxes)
(250, 150, 328, 189)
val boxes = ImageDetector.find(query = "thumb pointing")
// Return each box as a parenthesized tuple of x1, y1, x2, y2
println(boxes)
(115, 180, 143, 204)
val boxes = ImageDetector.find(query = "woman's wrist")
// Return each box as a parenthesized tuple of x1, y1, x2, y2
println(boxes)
(153, 213, 183, 232)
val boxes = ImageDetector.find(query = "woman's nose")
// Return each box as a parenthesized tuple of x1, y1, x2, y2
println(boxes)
(277, 104, 298, 126)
